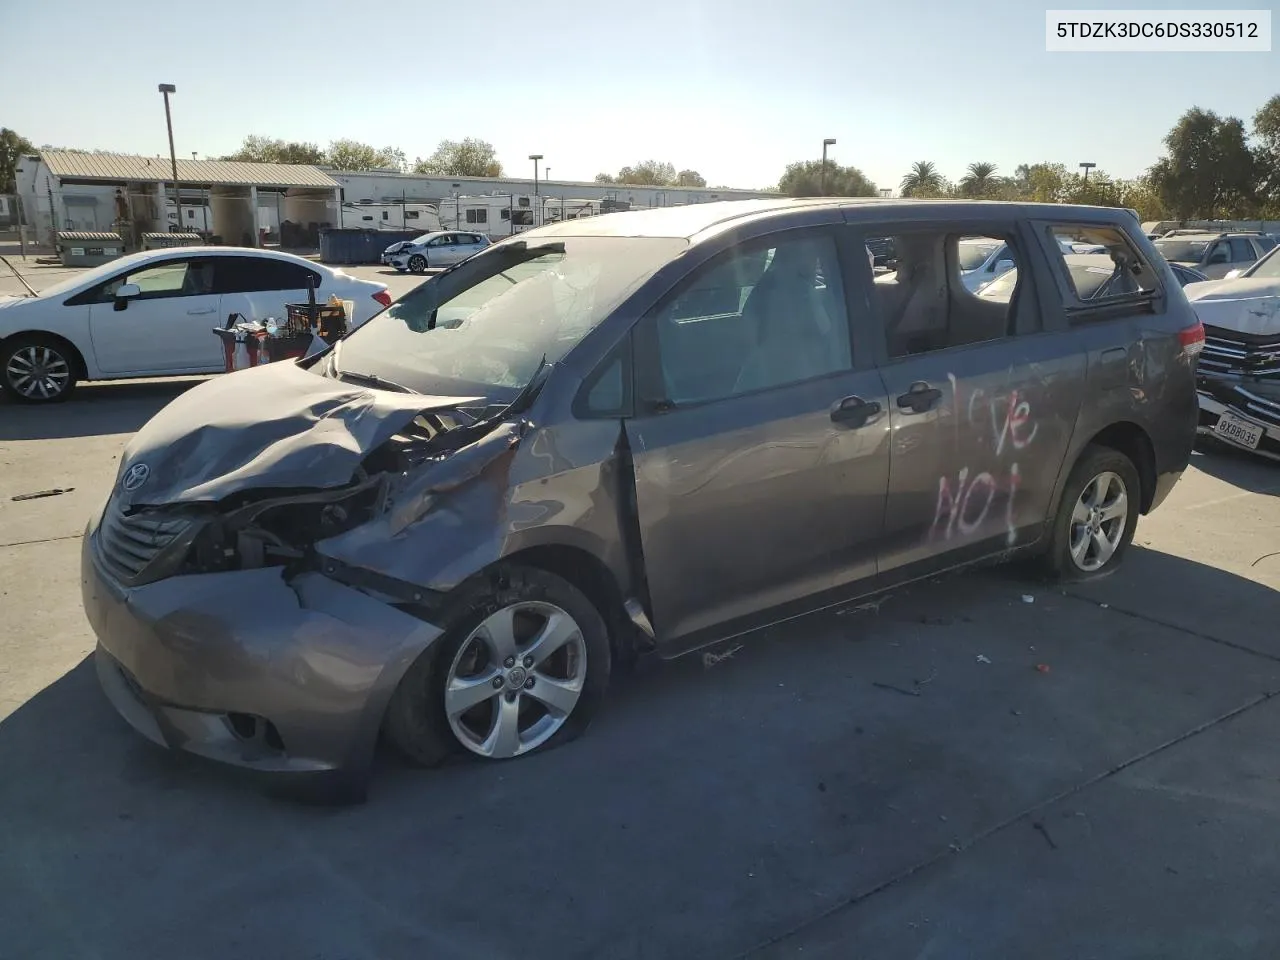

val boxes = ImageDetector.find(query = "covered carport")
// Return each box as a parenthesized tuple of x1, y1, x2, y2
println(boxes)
(36, 151, 340, 251)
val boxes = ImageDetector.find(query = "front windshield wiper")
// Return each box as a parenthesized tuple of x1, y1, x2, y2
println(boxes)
(325, 340, 417, 394)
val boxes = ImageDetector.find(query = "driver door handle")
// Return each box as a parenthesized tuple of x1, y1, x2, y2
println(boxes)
(896, 381, 942, 414)
(830, 395, 882, 427)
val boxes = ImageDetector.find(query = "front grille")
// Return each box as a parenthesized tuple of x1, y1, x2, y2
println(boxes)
(1200, 326, 1280, 380)
(97, 499, 192, 584)
(1234, 386, 1280, 428)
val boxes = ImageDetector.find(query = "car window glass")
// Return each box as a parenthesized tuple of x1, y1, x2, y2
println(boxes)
(583, 353, 625, 415)
(215, 257, 317, 294)
(1044, 224, 1156, 318)
(101, 259, 213, 300)
(1257, 236, 1277, 252)
(874, 230, 1021, 358)
(650, 233, 852, 405)
(1229, 238, 1256, 261)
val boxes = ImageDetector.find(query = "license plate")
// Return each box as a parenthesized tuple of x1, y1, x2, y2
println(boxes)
(1214, 412, 1264, 449)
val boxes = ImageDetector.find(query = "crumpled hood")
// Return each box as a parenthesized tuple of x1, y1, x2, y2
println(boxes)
(1185, 277, 1280, 336)
(119, 361, 481, 506)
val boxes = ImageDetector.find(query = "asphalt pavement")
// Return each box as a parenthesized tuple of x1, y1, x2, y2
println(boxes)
(1, 256, 1280, 959)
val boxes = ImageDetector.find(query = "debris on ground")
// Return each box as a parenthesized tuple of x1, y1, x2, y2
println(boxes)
(976, 654, 992, 664)
(1035, 663, 1051, 674)
(872, 681, 921, 698)
(838, 596, 890, 616)
(1021, 594, 1035, 604)
(1033, 820, 1059, 850)
(701, 644, 742, 668)
(914, 669, 938, 687)
(10, 488, 75, 502)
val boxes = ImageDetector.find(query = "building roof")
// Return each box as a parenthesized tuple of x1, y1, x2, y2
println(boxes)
(41, 150, 338, 189)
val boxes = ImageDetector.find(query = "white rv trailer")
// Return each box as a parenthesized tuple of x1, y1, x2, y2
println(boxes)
(337, 201, 442, 232)
(438, 194, 619, 240)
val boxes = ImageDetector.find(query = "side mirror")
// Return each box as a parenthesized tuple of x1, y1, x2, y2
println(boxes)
(113, 282, 141, 311)
(995, 259, 1015, 273)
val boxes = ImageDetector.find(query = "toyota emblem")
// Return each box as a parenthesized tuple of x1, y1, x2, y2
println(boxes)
(121, 463, 151, 493)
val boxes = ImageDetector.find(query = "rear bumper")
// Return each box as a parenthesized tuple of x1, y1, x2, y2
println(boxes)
(82, 527, 444, 788)
(1197, 391, 1280, 463)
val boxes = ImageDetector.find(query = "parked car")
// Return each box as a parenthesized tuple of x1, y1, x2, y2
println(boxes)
(1184, 244, 1280, 461)
(1152, 232, 1275, 280)
(82, 199, 1201, 800)
(388, 231, 492, 273)
(0, 247, 391, 403)
(959, 236, 1103, 292)
(380, 237, 422, 265)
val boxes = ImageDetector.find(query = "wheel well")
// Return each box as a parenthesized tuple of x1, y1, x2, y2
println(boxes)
(1086, 422, 1156, 513)
(502, 544, 635, 659)
(0, 330, 88, 380)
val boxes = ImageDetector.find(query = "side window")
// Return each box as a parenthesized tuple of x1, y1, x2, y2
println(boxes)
(99, 259, 214, 301)
(430, 235, 452, 247)
(576, 340, 631, 418)
(465, 209, 488, 225)
(1205, 241, 1231, 265)
(646, 232, 851, 406)
(215, 256, 320, 293)
(1043, 224, 1157, 320)
(873, 229, 1024, 359)
(1257, 236, 1277, 253)
(1229, 238, 1256, 261)
(406, 210, 420, 220)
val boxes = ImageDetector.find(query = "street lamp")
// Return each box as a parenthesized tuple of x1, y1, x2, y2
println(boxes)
(1079, 161, 1096, 183)
(158, 84, 180, 232)
(821, 138, 836, 195)
(529, 154, 543, 197)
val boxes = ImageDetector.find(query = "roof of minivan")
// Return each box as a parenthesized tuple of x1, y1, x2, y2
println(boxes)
(522, 198, 1140, 241)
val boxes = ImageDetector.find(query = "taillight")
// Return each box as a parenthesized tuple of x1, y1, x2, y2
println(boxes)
(372, 290, 392, 309)
(1178, 320, 1204, 359)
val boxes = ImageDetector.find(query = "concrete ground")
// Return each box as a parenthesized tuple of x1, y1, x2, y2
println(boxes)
(2, 258, 1280, 958)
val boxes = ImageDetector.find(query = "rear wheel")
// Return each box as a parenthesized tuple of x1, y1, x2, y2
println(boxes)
(1, 335, 79, 403)
(408, 254, 427, 274)
(384, 565, 611, 767)
(1041, 445, 1140, 581)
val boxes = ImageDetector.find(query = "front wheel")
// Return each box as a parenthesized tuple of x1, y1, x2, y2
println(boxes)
(1041, 445, 1140, 581)
(384, 565, 611, 767)
(1, 335, 79, 403)
(408, 254, 427, 274)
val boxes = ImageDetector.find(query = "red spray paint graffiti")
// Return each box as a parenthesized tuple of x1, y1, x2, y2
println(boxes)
(932, 376, 1037, 546)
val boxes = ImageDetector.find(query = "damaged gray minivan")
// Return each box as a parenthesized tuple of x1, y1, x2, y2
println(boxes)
(82, 199, 1202, 800)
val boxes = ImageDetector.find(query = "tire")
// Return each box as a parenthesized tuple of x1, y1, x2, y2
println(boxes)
(384, 564, 612, 767)
(408, 254, 427, 274)
(1041, 445, 1141, 582)
(1, 334, 79, 404)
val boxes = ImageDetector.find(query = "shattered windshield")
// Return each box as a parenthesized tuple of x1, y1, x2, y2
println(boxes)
(333, 235, 687, 397)
(1154, 239, 1210, 262)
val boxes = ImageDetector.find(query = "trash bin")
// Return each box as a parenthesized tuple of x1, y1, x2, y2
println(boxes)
(141, 232, 203, 251)
(56, 232, 124, 266)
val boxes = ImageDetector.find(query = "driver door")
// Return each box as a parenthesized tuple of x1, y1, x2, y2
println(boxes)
(86, 257, 221, 374)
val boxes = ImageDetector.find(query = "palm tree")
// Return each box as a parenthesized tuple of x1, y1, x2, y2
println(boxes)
(960, 162, 999, 197)
(900, 161, 944, 197)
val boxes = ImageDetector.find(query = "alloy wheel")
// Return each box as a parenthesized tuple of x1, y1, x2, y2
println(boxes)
(443, 601, 587, 759)
(1068, 471, 1128, 572)
(5, 345, 71, 400)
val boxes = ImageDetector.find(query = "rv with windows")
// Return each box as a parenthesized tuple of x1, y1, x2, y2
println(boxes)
(438, 195, 625, 240)
(337, 201, 442, 232)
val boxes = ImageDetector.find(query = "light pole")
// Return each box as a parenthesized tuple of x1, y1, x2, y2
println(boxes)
(158, 84, 180, 232)
(529, 154, 543, 226)
(1079, 161, 1096, 183)
(821, 138, 836, 195)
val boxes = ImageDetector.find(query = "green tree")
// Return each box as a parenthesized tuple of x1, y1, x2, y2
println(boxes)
(676, 169, 706, 187)
(1147, 108, 1256, 219)
(1007, 162, 1068, 203)
(899, 161, 944, 197)
(959, 162, 999, 198)
(1252, 94, 1280, 216)
(594, 172, 616, 183)
(325, 139, 406, 172)
(413, 138, 503, 177)
(777, 159, 877, 197)
(0, 128, 35, 193)
(222, 135, 326, 165)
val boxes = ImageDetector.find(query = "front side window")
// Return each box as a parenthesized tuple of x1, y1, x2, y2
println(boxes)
(334, 237, 686, 397)
(1229, 237, 1256, 261)
(1154, 238, 1210, 263)
(100, 259, 215, 301)
(647, 233, 851, 405)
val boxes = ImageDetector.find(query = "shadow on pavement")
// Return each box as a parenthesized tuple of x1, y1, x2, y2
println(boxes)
(0, 379, 203, 441)
(2, 550, 1279, 959)
(1189, 443, 1280, 496)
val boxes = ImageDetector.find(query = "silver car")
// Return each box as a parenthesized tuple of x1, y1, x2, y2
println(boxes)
(389, 231, 491, 273)
(82, 199, 1200, 802)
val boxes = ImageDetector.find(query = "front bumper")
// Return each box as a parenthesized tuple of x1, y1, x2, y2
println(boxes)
(82, 527, 443, 784)
(1197, 390, 1280, 463)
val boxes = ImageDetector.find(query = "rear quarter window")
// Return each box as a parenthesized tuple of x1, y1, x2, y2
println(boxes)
(1041, 224, 1159, 321)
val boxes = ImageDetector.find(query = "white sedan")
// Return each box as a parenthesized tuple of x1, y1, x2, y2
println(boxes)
(0, 247, 391, 403)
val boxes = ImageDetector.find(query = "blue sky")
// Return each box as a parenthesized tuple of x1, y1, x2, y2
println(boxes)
(2, 0, 1275, 190)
